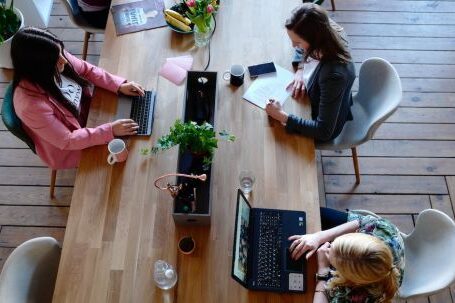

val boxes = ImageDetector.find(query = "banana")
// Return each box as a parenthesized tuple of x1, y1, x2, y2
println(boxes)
(164, 9, 192, 26)
(165, 14, 192, 32)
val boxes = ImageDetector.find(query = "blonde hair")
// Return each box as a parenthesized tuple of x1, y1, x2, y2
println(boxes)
(328, 233, 400, 303)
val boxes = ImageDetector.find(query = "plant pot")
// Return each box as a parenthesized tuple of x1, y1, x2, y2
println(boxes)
(178, 236, 195, 255)
(0, 8, 24, 69)
(172, 71, 217, 226)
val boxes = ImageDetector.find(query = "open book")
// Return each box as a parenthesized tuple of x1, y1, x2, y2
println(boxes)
(111, 0, 167, 36)
(242, 64, 294, 109)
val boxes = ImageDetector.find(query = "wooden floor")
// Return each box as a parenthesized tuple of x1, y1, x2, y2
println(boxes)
(0, 0, 454, 302)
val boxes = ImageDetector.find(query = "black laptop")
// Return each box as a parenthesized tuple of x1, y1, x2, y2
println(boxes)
(231, 189, 307, 293)
(115, 90, 156, 135)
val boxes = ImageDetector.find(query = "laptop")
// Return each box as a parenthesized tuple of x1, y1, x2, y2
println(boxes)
(115, 90, 156, 135)
(231, 189, 307, 293)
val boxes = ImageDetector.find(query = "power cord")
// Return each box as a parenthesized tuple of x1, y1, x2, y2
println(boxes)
(203, 17, 217, 71)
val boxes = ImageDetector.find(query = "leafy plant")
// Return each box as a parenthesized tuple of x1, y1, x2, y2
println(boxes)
(142, 119, 235, 168)
(0, 0, 20, 43)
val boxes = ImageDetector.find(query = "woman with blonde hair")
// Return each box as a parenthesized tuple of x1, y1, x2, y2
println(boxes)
(289, 209, 404, 302)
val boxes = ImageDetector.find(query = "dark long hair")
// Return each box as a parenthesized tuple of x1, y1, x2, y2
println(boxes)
(285, 3, 351, 63)
(11, 27, 89, 117)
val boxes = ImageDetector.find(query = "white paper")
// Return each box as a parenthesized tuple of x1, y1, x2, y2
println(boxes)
(242, 64, 294, 109)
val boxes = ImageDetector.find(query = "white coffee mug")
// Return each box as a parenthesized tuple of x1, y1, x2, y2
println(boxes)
(107, 139, 128, 165)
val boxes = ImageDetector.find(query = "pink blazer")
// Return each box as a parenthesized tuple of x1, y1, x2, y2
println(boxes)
(14, 52, 126, 169)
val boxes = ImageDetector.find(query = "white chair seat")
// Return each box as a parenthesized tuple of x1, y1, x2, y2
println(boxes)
(399, 209, 455, 298)
(0, 237, 61, 303)
(316, 58, 402, 184)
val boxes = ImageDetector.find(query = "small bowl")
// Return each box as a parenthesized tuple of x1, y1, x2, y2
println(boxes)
(178, 236, 195, 255)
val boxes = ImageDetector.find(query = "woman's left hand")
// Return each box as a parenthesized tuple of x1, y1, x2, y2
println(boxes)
(265, 99, 289, 125)
(317, 242, 331, 272)
(118, 81, 145, 96)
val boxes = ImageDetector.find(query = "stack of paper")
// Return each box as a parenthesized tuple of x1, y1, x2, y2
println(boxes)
(159, 55, 194, 85)
(242, 64, 294, 109)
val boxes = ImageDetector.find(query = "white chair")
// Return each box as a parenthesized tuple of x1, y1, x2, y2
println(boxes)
(352, 209, 455, 298)
(0, 237, 61, 303)
(60, 0, 105, 60)
(399, 209, 455, 298)
(316, 58, 402, 184)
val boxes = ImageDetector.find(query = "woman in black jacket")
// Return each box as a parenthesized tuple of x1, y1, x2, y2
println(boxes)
(265, 3, 355, 142)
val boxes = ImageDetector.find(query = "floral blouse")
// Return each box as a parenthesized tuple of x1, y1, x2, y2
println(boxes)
(326, 213, 405, 303)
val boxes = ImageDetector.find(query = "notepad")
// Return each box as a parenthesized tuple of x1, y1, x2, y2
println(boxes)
(242, 64, 294, 109)
(159, 55, 194, 85)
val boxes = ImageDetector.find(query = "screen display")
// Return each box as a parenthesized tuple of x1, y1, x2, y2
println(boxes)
(248, 62, 276, 78)
(232, 192, 251, 283)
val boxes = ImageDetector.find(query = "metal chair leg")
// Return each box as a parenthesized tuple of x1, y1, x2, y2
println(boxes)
(330, 0, 336, 11)
(82, 32, 91, 61)
(50, 169, 57, 199)
(351, 147, 360, 184)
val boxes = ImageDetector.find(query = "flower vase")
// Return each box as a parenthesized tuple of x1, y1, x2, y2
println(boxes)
(194, 16, 215, 48)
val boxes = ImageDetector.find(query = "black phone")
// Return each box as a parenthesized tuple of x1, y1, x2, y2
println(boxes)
(248, 62, 276, 78)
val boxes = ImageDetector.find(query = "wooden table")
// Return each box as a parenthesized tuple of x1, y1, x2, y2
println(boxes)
(52, 0, 321, 302)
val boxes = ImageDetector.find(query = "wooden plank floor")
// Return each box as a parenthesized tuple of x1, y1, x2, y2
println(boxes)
(1, 0, 454, 302)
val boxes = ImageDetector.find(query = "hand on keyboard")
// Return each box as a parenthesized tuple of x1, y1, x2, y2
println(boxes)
(112, 119, 139, 136)
(118, 81, 145, 96)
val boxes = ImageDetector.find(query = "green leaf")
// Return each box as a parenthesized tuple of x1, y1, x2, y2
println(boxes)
(144, 119, 235, 167)
(0, 3, 20, 42)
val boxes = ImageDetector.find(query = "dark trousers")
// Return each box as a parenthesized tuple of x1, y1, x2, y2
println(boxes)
(320, 207, 348, 230)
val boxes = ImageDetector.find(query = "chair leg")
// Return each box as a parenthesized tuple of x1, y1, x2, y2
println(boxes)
(82, 32, 91, 61)
(50, 169, 57, 199)
(351, 147, 360, 184)
(331, 0, 336, 10)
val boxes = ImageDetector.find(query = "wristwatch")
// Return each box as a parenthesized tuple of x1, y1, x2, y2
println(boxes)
(315, 271, 332, 281)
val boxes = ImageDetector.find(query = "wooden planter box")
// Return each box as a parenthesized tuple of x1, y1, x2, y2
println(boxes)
(172, 71, 217, 226)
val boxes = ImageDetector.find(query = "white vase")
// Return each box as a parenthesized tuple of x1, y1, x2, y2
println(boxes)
(0, 8, 24, 69)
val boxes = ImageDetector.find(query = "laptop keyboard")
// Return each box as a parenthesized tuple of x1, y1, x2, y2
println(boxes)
(257, 210, 282, 289)
(130, 90, 155, 135)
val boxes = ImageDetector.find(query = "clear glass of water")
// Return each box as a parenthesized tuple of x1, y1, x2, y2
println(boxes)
(239, 171, 255, 194)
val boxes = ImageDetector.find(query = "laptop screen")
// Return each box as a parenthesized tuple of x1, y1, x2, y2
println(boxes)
(232, 190, 251, 285)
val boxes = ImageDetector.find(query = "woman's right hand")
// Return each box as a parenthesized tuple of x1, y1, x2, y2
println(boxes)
(112, 119, 139, 136)
(288, 232, 323, 260)
(286, 68, 305, 99)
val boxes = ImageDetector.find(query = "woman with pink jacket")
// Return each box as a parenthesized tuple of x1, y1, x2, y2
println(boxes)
(11, 27, 144, 169)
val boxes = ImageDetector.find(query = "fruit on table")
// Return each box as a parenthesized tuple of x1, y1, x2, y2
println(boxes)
(165, 14, 192, 32)
(164, 9, 191, 26)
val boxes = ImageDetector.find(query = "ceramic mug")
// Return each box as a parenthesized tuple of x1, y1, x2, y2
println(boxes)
(223, 64, 246, 87)
(107, 139, 128, 165)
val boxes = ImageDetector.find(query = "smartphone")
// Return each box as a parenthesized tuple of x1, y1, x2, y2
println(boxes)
(248, 62, 276, 78)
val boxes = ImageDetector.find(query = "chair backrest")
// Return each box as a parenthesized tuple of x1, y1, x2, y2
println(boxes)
(60, 0, 81, 16)
(59, 0, 105, 31)
(399, 209, 455, 298)
(316, 57, 402, 150)
(1, 83, 36, 153)
(349, 209, 382, 219)
(355, 57, 402, 128)
(0, 237, 61, 303)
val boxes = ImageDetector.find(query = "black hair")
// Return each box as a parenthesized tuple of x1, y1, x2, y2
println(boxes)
(285, 3, 351, 63)
(11, 27, 90, 117)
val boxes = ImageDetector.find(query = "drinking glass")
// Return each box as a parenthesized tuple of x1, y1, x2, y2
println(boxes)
(239, 171, 255, 194)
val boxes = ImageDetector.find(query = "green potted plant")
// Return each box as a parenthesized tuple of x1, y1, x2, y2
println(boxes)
(0, 0, 23, 68)
(142, 119, 235, 169)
